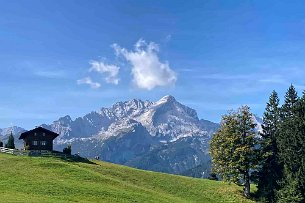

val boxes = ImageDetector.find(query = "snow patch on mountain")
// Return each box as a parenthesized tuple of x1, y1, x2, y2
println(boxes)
(42, 95, 209, 145)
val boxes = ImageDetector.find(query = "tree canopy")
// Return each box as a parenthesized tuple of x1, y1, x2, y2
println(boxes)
(210, 106, 259, 197)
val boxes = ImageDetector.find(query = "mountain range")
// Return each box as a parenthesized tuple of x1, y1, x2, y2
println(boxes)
(0, 95, 261, 178)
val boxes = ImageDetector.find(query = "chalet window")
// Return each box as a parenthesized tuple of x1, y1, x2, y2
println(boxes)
(34, 133, 37, 136)
(33, 141, 38, 146)
(41, 141, 47, 146)
(43, 133, 45, 136)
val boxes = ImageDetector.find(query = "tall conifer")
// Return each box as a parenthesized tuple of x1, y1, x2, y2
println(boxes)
(277, 85, 305, 202)
(5, 132, 15, 149)
(257, 91, 281, 202)
(281, 84, 298, 117)
(277, 85, 299, 165)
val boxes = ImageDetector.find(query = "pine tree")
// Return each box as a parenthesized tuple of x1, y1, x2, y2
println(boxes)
(277, 167, 303, 203)
(277, 85, 299, 166)
(281, 84, 298, 118)
(276, 85, 305, 202)
(5, 132, 15, 149)
(0, 140, 3, 147)
(210, 106, 259, 197)
(257, 91, 282, 202)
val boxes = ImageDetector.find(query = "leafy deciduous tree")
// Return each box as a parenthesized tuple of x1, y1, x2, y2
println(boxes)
(210, 106, 259, 197)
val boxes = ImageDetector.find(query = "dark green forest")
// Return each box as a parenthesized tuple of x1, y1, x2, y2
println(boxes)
(211, 85, 305, 202)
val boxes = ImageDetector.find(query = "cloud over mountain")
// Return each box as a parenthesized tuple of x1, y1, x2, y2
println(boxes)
(77, 77, 101, 89)
(112, 39, 177, 90)
(89, 60, 120, 85)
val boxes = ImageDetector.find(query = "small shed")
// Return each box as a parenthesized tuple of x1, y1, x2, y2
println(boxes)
(19, 127, 59, 151)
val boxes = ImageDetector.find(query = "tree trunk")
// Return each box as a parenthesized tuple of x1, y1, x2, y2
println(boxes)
(244, 173, 250, 197)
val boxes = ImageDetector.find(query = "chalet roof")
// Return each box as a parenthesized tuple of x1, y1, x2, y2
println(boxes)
(19, 127, 59, 140)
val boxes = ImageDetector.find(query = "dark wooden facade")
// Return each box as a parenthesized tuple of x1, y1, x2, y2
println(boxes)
(19, 127, 59, 151)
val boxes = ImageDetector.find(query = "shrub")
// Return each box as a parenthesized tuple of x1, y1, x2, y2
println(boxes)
(25, 145, 30, 151)
(63, 145, 72, 155)
(209, 173, 218, 181)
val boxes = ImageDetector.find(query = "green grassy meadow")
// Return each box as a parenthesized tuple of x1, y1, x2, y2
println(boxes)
(0, 153, 256, 203)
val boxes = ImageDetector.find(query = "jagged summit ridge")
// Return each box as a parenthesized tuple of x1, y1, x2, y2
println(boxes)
(33, 96, 221, 176)
(42, 95, 205, 143)
(0, 126, 25, 136)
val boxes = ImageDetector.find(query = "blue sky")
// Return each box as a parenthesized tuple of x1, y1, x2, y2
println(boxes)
(1, 0, 305, 129)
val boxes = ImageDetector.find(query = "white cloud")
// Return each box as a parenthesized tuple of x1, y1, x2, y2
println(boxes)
(258, 75, 286, 84)
(89, 60, 120, 85)
(34, 70, 66, 78)
(112, 39, 177, 90)
(77, 77, 101, 89)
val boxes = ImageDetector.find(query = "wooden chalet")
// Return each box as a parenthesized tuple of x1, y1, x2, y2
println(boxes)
(19, 127, 59, 151)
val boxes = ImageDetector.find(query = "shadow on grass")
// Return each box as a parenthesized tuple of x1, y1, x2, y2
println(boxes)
(29, 150, 97, 165)
(237, 190, 259, 202)
(250, 192, 259, 202)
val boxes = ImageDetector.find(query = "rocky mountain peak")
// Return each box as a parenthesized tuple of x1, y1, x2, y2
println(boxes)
(39, 95, 216, 143)
(151, 95, 199, 122)
(0, 126, 26, 136)
(156, 95, 176, 104)
(58, 115, 72, 124)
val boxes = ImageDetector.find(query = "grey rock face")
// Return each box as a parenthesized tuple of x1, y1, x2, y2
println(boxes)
(47, 95, 219, 176)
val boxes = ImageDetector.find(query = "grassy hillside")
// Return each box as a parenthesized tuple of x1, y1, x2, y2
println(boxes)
(0, 153, 256, 203)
